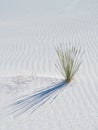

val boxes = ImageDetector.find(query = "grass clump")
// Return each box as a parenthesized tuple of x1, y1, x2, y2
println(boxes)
(8, 43, 84, 116)
(56, 43, 83, 83)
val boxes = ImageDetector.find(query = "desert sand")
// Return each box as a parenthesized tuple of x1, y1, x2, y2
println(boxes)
(0, 0, 98, 129)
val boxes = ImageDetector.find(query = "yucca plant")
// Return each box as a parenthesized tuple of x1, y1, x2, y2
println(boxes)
(56, 43, 83, 82)
(8, 43, 83, 117)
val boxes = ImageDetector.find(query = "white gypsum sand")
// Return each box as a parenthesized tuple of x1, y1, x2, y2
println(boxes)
(0, 0, 98, 130)
(6, 44, 83, 117)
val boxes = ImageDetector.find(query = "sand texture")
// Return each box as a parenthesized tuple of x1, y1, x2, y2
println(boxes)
(0, 0, 98, 129)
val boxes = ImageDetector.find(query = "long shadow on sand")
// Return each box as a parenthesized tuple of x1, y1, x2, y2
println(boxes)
(9, 80, 68, 116)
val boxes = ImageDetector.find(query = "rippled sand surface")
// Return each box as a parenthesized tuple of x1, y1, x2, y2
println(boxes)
(0, 0, 98, 129)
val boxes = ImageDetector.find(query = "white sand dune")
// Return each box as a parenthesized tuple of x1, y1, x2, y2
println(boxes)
(0, 0, 98, 129)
